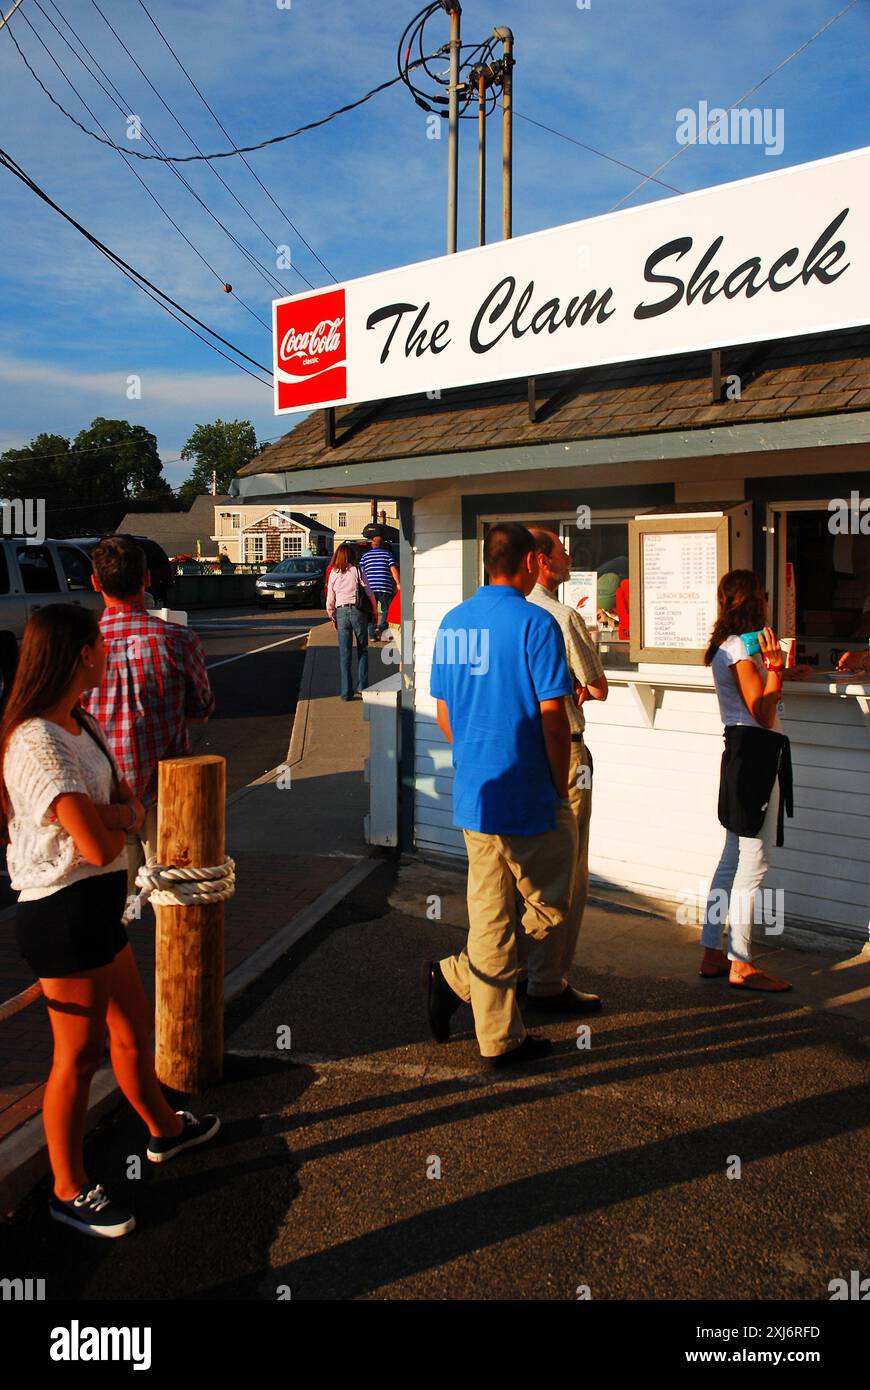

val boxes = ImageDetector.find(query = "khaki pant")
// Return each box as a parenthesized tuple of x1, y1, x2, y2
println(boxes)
(125, 803, 159, 901)
(519, 741, 593, 996)
(440, 801, 578, 1058)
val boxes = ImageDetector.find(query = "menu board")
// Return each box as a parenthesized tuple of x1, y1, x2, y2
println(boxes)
(641, 529, 719, 651)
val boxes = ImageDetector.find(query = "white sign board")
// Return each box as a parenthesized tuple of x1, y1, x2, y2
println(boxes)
(641, 530, 719, 650)
(563, 570, 598, 619)
(273, 147, 870, 415)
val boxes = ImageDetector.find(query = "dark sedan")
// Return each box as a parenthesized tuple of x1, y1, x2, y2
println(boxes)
(255, 557, 328, 608)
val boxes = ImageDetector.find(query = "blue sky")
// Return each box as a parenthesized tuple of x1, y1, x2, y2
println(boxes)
(0, 0, 867, 492)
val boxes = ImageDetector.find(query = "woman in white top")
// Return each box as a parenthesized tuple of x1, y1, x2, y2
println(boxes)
(0, 605, 219, 1239)
(699, 570, 791, 992)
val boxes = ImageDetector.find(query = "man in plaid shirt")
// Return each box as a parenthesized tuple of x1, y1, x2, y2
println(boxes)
(81, 535, 215, 897)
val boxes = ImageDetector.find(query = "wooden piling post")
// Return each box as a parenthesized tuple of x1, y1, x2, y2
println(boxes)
(154, 754, 226, 1091)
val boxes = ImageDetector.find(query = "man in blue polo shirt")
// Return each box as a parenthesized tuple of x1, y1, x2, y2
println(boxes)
(424, 522, 578, 1067)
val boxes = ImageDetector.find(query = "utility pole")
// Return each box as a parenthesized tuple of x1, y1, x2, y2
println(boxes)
(493, 27, 514, 240)
(444, 1, 462, 253)
(0, 0, 26, 33)
(476, 67, 487, 246)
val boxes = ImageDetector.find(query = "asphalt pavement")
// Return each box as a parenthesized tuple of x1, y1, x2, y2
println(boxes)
(3, 854, 868, 1302)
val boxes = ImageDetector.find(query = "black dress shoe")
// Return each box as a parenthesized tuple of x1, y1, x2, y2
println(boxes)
(525, 986, 602, 1014)
(484, 1034, 552, 1070)
(422, 960, 462, 1043)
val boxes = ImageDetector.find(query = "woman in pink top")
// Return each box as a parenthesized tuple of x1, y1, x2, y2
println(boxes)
(326, 544, 376, 701)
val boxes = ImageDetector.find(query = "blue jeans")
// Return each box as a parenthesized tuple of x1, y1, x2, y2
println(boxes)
(336, 604, 369, 698)
(369, 591, 392, 638)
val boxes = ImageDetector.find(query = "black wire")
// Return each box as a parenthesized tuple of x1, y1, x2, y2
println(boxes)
(64, 0, 293, 297)
(17, 7, 273, 332)
(83, 0, 307, 293)
(9, 12, 292, 305)
(134, 0, 335, 282)
(513, 111, 684, 194)
(0, 145, 273, 386)
(2, 22, 446, 164)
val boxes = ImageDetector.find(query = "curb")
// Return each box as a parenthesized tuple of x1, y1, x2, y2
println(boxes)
(286, 628, 320, 768)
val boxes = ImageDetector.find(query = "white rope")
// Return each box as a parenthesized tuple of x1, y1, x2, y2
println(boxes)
(134, 857, 236, 907)
(0, 980, 42, 1022)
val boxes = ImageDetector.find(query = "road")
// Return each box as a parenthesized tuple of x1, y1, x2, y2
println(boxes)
(0, 605, 327, 909)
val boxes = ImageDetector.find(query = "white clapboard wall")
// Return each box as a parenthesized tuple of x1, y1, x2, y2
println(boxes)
(410, 493, 869, 937)
(413, 490, 466, 859)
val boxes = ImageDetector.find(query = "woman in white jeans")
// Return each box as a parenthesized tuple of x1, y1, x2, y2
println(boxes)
(700, 570, 792, 993)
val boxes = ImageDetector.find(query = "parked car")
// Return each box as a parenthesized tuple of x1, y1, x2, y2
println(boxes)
(255, 556, 329, 608)
(0, 537, 105, 701)
(68, 534, 176, 606)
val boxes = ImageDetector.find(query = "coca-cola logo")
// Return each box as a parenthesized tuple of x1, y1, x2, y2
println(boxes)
(280, 318, 344, 366)
(274, 287, 347, 409)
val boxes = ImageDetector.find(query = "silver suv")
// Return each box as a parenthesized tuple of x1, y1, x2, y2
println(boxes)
(0, 538, 103, 697)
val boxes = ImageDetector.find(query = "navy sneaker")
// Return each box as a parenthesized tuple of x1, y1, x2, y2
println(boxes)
(147, 1110, 221, 1164)
(49, 1184, 136, 1238)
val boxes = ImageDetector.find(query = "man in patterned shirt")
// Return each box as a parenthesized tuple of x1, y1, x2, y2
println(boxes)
(521, 528, 609, 1013)
(81, 536, 215, 897)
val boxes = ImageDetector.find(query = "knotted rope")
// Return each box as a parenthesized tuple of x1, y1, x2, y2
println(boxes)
(134, 857, 236, 907)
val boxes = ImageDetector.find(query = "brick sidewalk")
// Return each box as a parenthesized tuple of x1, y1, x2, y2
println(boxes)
(0, 851, 352, 1143)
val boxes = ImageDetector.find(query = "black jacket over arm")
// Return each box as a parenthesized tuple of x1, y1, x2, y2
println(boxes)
(717, 725, 794, 847)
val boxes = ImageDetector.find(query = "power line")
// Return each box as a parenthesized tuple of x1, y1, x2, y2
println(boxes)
(1, 33, 446, 163)
(608, 0, 860, 211)
(8, 10, 300, 302)
(17, 5, 273, 333)
(39, 1, 295, 298)
(512, 111, 683, 195)
(0, 144, 273, 387)
(134, 0, 336, 283)
(83, 0, 312, 293)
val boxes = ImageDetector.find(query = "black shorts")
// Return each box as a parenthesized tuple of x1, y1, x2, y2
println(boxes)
(15, 870, 129, 979)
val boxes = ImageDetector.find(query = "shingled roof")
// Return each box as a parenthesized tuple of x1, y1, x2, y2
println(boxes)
(238, 326, 870, 479)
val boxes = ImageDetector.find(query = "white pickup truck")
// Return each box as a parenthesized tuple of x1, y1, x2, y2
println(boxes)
(0, 538, 104, 699)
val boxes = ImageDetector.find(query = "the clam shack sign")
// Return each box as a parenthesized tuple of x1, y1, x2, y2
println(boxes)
(272, 147, 870, 416)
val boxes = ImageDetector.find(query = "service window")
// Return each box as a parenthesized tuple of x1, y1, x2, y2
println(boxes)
(17, 545, 61, 594)
(479, 512, 636, 670)
(768, 500, 870, 669)
(57, 546, 93, 592)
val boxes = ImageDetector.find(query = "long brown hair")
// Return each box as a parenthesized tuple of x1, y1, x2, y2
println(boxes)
(704, 570, 767, 665)
(0, 604, 100, 842)
(332, 544, 353, 573)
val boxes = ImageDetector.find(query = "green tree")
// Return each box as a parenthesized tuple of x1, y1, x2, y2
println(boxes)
(72, 418, 171, 501)
(0, 433, 73, 510)
(178, 419, 259, 506)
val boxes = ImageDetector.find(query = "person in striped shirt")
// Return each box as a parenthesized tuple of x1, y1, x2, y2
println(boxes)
(357, 531, 400, 641)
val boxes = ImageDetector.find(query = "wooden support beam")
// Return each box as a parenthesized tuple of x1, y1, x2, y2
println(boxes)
(324, 407, 336, 448)
(528, 377, 537, 423)
(711, 348, 723, 403)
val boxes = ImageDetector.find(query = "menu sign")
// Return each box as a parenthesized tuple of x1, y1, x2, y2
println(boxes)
(642, 531, 718, 649)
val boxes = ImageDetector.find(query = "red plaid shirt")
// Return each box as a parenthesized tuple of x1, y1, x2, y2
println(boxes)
(81, 603, 215, 808)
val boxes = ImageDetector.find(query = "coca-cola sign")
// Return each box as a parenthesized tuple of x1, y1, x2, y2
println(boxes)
(272, 148, 870, 416)
(274, 287, 346, 410)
